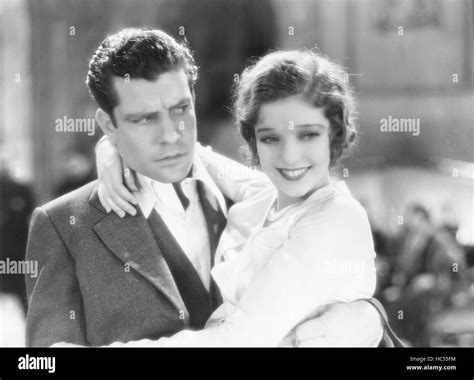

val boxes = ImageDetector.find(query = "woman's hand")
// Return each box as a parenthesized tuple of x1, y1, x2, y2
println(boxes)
(96, 137, 138, 217)
(293, 300, 384, 347)
(50, 342, 86, 348)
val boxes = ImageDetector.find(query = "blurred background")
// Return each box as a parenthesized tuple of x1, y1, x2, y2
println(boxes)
(1, 0, 473, 347)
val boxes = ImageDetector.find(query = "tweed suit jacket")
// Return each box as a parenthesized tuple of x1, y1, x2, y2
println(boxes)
(25, 180, 226, 346)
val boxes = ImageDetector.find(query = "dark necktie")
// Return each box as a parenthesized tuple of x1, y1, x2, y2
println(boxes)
(172, 182, 190, 210)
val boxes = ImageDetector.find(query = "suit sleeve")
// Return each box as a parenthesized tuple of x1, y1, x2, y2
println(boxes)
(25, 207, 88, 346)
(196, 143, 273, 202)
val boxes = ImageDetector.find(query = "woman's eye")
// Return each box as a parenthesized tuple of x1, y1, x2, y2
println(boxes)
(259, 136, 279, 144)
(301, 132, 320, 140)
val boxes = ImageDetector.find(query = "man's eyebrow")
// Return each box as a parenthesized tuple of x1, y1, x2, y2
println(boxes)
(123, 97, 192, 121)
(255, 123, 327, 133)
(124, 111, 159, 122)
(168, 96, 193, 109)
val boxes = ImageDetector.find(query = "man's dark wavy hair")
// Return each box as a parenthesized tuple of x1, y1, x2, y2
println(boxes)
(86, 28, 198, 126)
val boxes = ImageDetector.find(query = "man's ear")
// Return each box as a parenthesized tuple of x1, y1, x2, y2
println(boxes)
(95, 108, 117, 146)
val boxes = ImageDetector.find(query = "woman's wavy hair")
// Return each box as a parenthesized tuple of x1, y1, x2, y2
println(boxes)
(233, 49, 357, 167)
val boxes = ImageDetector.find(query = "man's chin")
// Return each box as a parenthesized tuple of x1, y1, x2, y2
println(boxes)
(147, 164, 192, 183)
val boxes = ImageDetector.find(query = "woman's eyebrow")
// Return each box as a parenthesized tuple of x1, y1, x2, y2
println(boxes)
(255, 127, 274, 134)
(256, 123, 326, 133)
(294, 123, 327, 129)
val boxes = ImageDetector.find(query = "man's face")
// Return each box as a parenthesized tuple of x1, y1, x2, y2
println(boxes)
(108, 70, 197, 183)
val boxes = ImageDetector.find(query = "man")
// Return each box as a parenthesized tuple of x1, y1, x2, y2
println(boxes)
(25, 28, 383, 346)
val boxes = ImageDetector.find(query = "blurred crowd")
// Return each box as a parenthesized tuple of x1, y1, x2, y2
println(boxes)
(0, 153, 94, 346)
(1, 167, 33, 346)
(371, 203, 474, 346)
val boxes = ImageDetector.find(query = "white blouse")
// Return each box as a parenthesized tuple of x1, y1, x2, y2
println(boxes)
(123, 144, 377, 347)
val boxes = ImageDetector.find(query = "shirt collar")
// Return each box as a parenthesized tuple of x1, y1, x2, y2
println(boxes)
(134, 174, 157, 218)
(134, 147, 228, 218)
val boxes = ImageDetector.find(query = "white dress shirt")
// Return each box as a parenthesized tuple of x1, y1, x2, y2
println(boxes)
(133, 152, 227, 291)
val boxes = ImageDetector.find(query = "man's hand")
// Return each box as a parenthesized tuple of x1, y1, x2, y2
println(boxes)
(294, 300, 384, 347)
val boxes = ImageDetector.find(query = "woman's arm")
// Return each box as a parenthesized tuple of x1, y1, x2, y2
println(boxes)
(95, 136, 138, 216)
(196, 143, 272, 202)
(95, 137, 273, 215)
(118, 198, 377, 347)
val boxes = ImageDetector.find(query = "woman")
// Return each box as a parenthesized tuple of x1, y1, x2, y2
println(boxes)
(96, 50, 377, 346)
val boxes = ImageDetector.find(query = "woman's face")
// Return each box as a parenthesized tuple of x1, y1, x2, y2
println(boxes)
(255, 95, 331, 209)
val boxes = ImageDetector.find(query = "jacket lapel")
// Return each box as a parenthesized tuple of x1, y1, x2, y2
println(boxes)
(89, 188, 187, 316)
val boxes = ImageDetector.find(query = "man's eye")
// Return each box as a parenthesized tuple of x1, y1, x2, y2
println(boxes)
(134, 116, 153, 125)
(301, 132, 320, 140)
(172, 105, 190, 116)
(259, 136, 279, 144)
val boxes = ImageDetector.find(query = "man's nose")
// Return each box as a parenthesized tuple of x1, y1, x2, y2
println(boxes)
(157, 114, 180, 144)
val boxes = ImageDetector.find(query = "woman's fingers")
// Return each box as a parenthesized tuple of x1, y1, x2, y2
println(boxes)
(101, 174, 135, 217)
(96, 138, 138, 216)
(101, 159, 137, 215)
(115, 180, 138, 207)
(98, 185, 112, 213)
(104, 194, 127, 218)
(109, 183, 137, 216)
(107, 183, 137, 217)
(123, 166, 138, 192)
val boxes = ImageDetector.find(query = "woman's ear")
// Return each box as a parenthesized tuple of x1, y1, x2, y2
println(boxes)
(95, 108, 117, 146)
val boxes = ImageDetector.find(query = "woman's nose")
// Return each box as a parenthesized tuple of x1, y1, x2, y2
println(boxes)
(279, 139, 301, 166)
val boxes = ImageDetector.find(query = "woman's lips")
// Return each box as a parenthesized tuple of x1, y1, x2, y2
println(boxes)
(277, 166, 311, 181)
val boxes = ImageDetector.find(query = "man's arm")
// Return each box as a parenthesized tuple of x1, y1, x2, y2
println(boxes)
(25, 207, 88, 346)
(293, 300, 384, 347)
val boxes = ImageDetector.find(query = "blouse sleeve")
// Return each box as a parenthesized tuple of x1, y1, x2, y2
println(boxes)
(196, 142, 273, 203)
(148, 196, 377, 347)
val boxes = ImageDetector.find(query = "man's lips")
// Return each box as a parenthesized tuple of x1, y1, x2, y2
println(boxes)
(155, 153, 187, 163)
(277, 166, 312, 181)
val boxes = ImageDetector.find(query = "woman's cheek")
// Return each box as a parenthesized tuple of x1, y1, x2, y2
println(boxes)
(313, 137, 331, 163)
(256, 145, 275, 171)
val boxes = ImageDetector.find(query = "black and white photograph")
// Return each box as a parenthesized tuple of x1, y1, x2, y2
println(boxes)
(0, 0, 473, 376)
